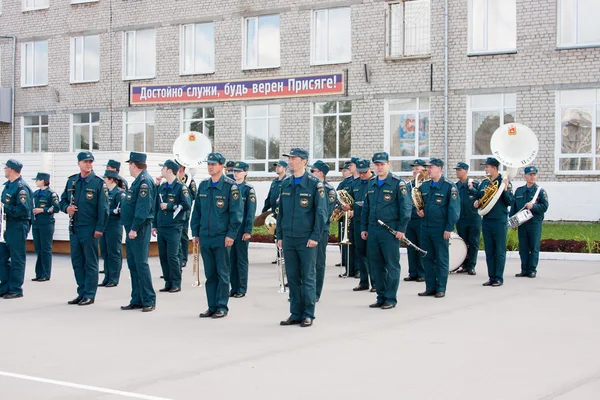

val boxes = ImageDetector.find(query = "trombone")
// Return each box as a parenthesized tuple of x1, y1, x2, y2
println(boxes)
(336, 189, 353, 278)
(192, 240, 202, 288)
(276, 244, 288, 293)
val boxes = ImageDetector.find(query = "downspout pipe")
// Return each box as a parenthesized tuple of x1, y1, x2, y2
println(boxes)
(0, 34, 16, 153)
(443, 0, 449, 176)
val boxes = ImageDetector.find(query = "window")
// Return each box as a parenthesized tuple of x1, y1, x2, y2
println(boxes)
(72, 112, 100, 151)
(180, 22, 215, 75)
(123, 29, 156, 80)
(243, 105, 280, 172)
(124, 110, 155, 152)
(385, 98, 429, 174)
(556, 89, 600, 173)
(181, 108, 215, 145)
(468, 0, 516, 54)
(386, 0, 431, 57)
(558, 0, 600, 47)
(467, 93, 516, 172)
(311, 101, 352, 173)
(21, 41, 48, 87)
(70, 35, 100, 83)
(23, 0, 48, 11)
(244, 15, 280, 69)
(23, 115, 48, 153)
(312, 7, 351, 65)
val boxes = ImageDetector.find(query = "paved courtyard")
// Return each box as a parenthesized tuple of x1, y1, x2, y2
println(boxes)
(0, 247, 598, 400)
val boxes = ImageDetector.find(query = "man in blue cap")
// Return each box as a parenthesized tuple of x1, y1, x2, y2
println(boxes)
(59, 152, 109, 306)
(454, 162, 481, 275)
(404, 159, 427, 283)
(262, 160, 288, 264)
(31, 172, 59, 282)
(336, 156, 359, 278)
(191, 153, 243, 319)
(361, 152, 411, 309)
(230, 161, 256, 298)
(153, 159, 192, 294)
(277, 148, 328, 327)
(309, 160, 337, 301)
(474, 157, 514, 287)
(416, 158, 460, 298)
(511, 166, 548, 278)
(120, 151, 157, 312)
(0, 159, 33, 299)
(350, 159, 375, 292)
(176, 165, 197, 270)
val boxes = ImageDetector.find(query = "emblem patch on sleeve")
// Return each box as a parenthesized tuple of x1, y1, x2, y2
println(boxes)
(451, 187, 458, 200)
(140, 183, 149, 198)
(182, 186, 189, 197)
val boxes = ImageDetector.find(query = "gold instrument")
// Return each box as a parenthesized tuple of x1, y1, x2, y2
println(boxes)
(0, 203, 5, 243)
(265, 213, 277, 236)
(411, 170, 429, 211)
(335, 189, 354, 278)
(477, 175, 501, 214)
(253, 210, 273, 228)
(192, 240, 202, 288)
(276, 244, 288, 293)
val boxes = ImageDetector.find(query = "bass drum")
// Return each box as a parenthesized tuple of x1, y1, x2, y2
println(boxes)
(449, 232, 467, 272)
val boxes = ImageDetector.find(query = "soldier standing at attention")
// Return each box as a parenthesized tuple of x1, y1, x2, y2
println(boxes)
(60, 152, 109, 306)
(404, 159, 427, 283)
(177, 165, 197, 270)
(98, 170, 125, 288)
(454, 162, 481, 275)
(31, 172, 59, 282)
(262, 160, 288, 264)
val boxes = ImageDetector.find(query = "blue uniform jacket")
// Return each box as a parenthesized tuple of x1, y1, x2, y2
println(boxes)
(153, 180, 192, 228)
(3, 177, 33, 223)
(456, 179, 481, 223)
(324, 180, 337, 230)
(262, 177, 284, 214)
(419, 176, 460, 231)
(120, 170, 156, 232)
(239, 181, 257, 235)
(510, 184, 549, 223)
(360, 173, 411, 234)
(33, 188, 59, 225)
(59, 171, 109, 232)
(350, 176, 370, 226)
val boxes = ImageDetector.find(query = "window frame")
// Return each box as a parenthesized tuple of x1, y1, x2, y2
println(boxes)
(180, 107, 215, 146)
(467, 0, 517, 55)
(21, 40, 48, 87)
(179, 22, 216, 75)
(383, 97, 430, 177)
(21, 115, 49, 153)
(122, 29, 156, 81)
(71, 112, 100, 152)
(22, 0, 49, 12)
(309, 101, 352, 176)
(242, 14, 281, 70)
(554, 89, 600, 175)
(466, 93, 517, 175)
(385, 0, 431, 58)
(557, 0, 600, 49)
(241, 104, 281, 176)
(70, 35, 100, 84)
(123, 110, 155, 152)
(310, 7, 352, 66)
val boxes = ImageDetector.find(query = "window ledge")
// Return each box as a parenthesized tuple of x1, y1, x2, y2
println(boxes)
(71, 0, 100, 4)
(310, 60, 352, 67)
(556, 44, 600, 51)
(22, 7, 49, 12)
(467, 50, 517, 57)
(21, 83, 48, 88)
(554, 171, 600, 176)
(241, 66, 281, 72)
(122, 76, 155, 82)
(70, 80, 100, 85)
(180, 71, 216, 77)
(385, 54, 432, 61)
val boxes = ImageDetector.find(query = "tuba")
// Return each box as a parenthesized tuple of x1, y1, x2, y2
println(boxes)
(478, 123, 539, 216)
(411, 170, 429, 211)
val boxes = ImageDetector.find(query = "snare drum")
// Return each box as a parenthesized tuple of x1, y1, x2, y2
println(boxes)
(449, 232, 467, 272)
(508, 209, 533, 229)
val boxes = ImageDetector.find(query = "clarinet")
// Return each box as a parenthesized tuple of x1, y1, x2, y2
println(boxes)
(377, 219, 427, 257)
(68, 180, 75, 234)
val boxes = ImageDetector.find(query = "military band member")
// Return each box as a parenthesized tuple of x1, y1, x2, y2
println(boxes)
(225, 160, 235, 179)
(177, 165, 197, 269)
(60, 152, 109, 306)
(360, 152, 411, 309)
(350, 159, 375, 292)
(120, 152, 157, 312)
(31, 172, 59, 282)
(192, 153, 243, 319)
(0, 159, 33, 299)
(335, 162, 351, 267)
(230, 161, 257, 298)
(404, 159, 427, 283)
(511, 166, 548, 278)
(337, 157, 359, 278)
(417, 158, 460, 298)
(309, 160, 337, 302)
(153, 160, 192, 294)
(454, 162, 481, 275)
(262, 160, 288, 264)
(474, 157, 514, 287)
(277, 148, 327, 327)
(105, 159, 129, 190)
(99, 171, 125, 287)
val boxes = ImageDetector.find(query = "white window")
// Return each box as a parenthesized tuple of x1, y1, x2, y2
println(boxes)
(243, 105, 280, 172)
(23, 115, 48, 153)
(312, 7, 351, 65)
(311, 101, 352, 174)
(23, 0, 48, 11)
(467, 93, 516, 173)
(21, 40, 48, 87)
(180, 22, 215, 75)
(555, 89, 600, 173)
(123, 29, 156, 80)
(468, 0, 516, 54)
(181, 107, 215, 145)
(124, 110, 155, 152)
(70, 35, 100, 83)
(386, 0, 431, 57)
(244, 15, 280, 69)
(72, 112, 100, 151)
(385, 98, 430, 174)
(558, 0, 600, 48)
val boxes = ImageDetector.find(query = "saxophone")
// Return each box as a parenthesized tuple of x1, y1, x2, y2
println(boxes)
(411, 170, 429, 211)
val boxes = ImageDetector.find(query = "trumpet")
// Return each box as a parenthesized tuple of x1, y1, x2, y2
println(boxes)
(192, 240, 202, 288)
(377, 220, 427, 257)
(276, 243, 288, 293)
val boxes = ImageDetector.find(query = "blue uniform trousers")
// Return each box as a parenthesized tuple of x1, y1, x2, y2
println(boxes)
(456, 220, 481, 271)
(179, 217, 190, 266)
(353, 223, 372, 288)
(99, 220, 123, 285)
(200, 234, 231, 312)
(158, 225, 183, 290)
(406, 218, 425, 278)
(125, 224, 156, 306)
(482, 219, 507, 283)
(283, 236, 317, 320)
(366, 226, 401, 306)
(230, 232, 250, 295)
(518, 221, 542, 274)
(33, 223, 54, 280)
(315, 228, 329, 299)
(0, 221, 30, 295)
(420, 227, 450, 292)
(70, 226, 100, 299)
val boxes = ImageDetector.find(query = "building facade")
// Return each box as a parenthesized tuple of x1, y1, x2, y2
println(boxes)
(0, 0, 599, 220)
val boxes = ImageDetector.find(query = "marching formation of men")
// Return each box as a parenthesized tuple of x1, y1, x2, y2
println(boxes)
(0, 147, 549, 329)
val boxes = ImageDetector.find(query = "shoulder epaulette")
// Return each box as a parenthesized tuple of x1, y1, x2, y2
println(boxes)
(307, 172, 319, 182)
(244, 182, 254, 189)
(224, 176, 236, 185)
(444, 178, 453, 185)
(68, 173, 78, 179)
